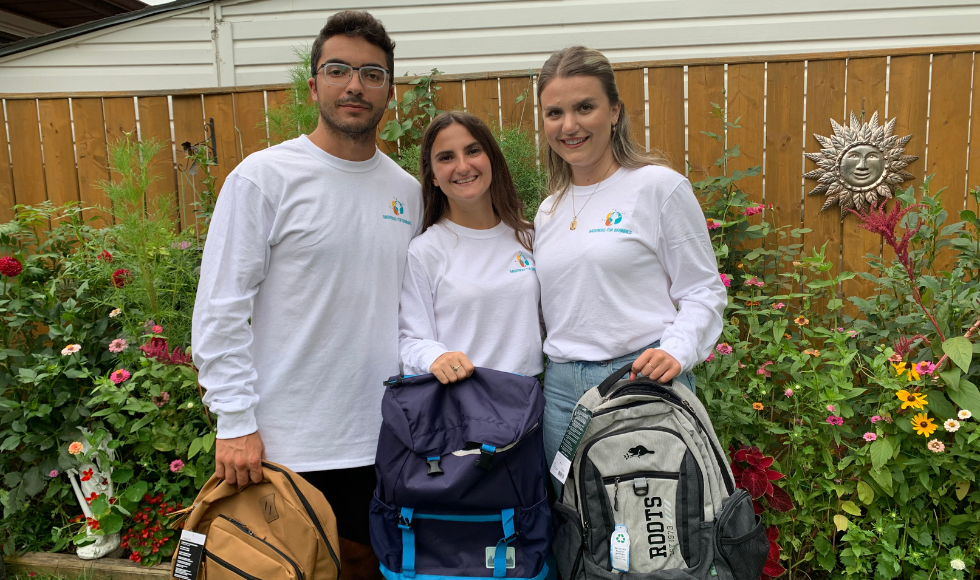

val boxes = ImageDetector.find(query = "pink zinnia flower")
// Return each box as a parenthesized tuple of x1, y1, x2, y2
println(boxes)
(49, 470, 59, 477)
(715, 343, 733, 355)
(927, 439, 945, 453)
(170, 459, 185, 473)
(706, 218, 721, 230)
(870, 415, 882, 424)
(826, 415, 844, 426)
(705, 352, 715, 362)
(0, 256, 23, 277)
(848, 330, 858, 337)
(108, 339, 128, 353)
(887, 353, 903, 363)
(914, 361, 937, 375)
(152, 325, 163, 334)
(863, 432, 877, 442)
(755, 360, 773, 378)
(773, 302, 785, 309)
(745, 276, 764, 287)
(784, 388, 793, 397)
(827, 404, 836, 412)
(720, 273, 731, 288)
(110, 369, 130, 384)
(742, 204, 764, 216)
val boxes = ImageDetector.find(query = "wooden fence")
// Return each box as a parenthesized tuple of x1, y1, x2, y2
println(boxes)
(2, 44, 980, 309)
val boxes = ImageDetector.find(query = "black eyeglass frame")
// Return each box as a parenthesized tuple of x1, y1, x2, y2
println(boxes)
(316, 62, 392, 88)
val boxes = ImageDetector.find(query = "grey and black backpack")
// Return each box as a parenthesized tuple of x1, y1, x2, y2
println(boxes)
(551, 363, 769, 580)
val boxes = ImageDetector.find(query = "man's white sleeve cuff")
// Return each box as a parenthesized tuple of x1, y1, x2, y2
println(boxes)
(216, 408, 259, 439)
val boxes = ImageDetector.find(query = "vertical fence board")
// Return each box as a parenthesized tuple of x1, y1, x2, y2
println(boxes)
(137, 96, 178, 221)
(0, 102, 15, 222)
(436, 80, 464, 112)
(803, 59, 846, 282)
(927, 53, 973, 211)
(614, 69, 645, 145)
(465, 79, 499, 128)
(37, 99, 80, 209)
(7, 99, 46, 208)
(102, 97, 137, 143)
(648, 67, 686, 170)
(171, 95, 206, 231)
(727, 63, 765, 201)
(883, 55, 930, 264)
(499, 75, 535, 132)
(71, 98, 112, 225)
(204, 93, 241, 193)
(840, 57, 887, 313)
(765, 61, 805, 240)
(926, 53, 973, 276)
(234, 91, 269, 160)
(687, 65, 725, 182)
(968, 53, 980, 214)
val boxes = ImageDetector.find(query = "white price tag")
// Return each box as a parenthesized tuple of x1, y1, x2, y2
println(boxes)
(610, 524, 630, 572)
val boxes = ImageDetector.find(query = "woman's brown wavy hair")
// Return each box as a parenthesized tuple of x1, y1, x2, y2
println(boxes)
(419, 111, 533, 252)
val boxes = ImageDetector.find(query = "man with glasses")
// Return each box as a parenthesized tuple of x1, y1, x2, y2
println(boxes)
(193, 10, 420, 579)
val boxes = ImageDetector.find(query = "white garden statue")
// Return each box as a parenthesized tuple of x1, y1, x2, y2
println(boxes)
(66, 430, 121, 559)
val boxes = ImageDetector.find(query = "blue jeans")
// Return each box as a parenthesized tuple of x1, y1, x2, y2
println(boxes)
(541, 342, 696, 472)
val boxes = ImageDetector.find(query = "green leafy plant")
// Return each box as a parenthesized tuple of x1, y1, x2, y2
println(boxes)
(266, 47, 319, 144)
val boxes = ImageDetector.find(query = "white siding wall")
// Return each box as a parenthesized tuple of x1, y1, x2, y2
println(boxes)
(2, 0, 980, 93)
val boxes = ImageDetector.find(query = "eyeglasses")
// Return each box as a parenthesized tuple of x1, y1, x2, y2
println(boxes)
(317, 62, 390, 89)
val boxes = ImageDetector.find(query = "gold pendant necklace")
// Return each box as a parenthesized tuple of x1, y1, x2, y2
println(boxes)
(570, 161, 615, 230)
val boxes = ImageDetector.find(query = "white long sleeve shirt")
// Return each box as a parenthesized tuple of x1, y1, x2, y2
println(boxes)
(192, 135, 422, 471)
(533, 165, 727, 371)
(398, 220, 543, 377)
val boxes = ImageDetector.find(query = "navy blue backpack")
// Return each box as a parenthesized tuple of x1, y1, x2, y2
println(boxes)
(370, 368, 552, 580)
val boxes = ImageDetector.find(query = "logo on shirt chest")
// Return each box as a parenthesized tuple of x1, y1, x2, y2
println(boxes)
(383, 198, 413, 225)
(589, 208, 632, 234)
(509, 252, 535, 273)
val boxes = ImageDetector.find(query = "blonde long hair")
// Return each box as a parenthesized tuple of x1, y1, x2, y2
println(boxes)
(536, 46, 670, 208)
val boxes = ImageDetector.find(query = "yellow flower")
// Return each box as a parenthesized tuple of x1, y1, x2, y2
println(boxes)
(896, 390, 928, 410)
(752, 402, 764, 411)
(906, 368, 921, 382)
(803, 349, 821, 356)
(892, 362, 907, 375)
(794, 316, 809, 326)
(911, 413, 937, 437)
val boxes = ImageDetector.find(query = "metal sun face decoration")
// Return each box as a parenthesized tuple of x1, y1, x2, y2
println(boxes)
(804, 111, 917, 220)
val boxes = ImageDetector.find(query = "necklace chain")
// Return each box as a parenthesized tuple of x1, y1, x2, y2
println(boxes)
(570, 161, 615, 230)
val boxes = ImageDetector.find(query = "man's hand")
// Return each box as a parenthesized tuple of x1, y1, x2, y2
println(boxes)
(429, 351, 475, 384)
(215, 431, 265, 486)
(630, 348, 681, 382)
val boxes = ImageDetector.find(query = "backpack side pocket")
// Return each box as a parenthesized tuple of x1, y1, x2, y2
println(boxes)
(713, 490, 768, 580)
(551, 502, 585, 580)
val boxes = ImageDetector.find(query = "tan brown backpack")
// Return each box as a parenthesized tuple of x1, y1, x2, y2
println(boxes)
(170, 461, 340, 580)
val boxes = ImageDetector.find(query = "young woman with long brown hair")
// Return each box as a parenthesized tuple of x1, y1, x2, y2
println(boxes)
(532, 47, 728, 465)
(398, 111, 542, 383)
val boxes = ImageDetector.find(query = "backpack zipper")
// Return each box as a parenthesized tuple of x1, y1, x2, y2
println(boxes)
(261, 462, 341, 573)
(204, 549, 262, 580)
(217, 515, 305, 580)
(601, 470, 679, 484)
(450, 423, 539, 456)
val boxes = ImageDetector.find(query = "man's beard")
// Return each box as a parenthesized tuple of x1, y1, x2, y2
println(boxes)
(318, 97, 386, 144)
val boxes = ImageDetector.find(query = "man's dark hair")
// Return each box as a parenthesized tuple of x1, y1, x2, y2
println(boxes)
(310, 11, 396, 79)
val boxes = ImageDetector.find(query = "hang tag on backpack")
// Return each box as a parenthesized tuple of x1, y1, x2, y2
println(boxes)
(172, 529, 206, 580)
(610, 524, 630, 572)
(550, 404, 592, 484)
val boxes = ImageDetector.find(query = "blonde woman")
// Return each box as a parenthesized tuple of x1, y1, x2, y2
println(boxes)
(533, 47, 728, 464)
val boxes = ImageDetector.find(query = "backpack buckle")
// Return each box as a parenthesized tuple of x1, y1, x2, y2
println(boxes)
(633, 477, 648, 496)
(475, 444, 496, 471)
(397, 514, 413, 529)
(426, 456, 444, 476)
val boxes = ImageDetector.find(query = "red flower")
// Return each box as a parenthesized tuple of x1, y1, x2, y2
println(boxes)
(80, 468, 94, 482)
(111, 268, 133, 288)
(97, 250, 113, 262)
(760, 526, 785, 579)
(85, 492, 98, 504)
(0, 256, 23, 277)
(140, 337, 193, 366)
